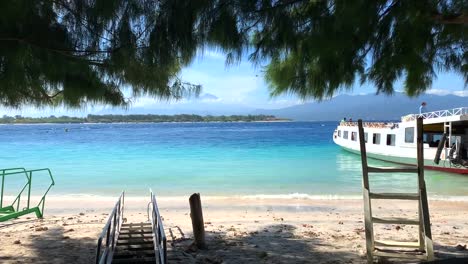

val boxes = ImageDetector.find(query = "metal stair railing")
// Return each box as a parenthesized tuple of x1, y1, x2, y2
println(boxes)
(1, 168, 27, 211)
(0, 168, 55, 221)
(149, 189, 167, 264)
(96, 191, 125, 264)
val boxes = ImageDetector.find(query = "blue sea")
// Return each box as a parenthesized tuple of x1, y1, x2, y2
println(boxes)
(1, 122, 467, 198)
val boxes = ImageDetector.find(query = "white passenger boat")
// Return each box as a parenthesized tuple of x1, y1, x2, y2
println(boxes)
(333, 107, 468, 174)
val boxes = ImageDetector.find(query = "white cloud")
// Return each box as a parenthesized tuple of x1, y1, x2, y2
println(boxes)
(194, 49, 225, 61)
(426, 89, 468, 97)
(453, 90, 468, 97)
(181, 69, 262, 103)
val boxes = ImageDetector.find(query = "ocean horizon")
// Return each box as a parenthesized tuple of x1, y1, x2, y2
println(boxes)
(1, 122, 468, 199)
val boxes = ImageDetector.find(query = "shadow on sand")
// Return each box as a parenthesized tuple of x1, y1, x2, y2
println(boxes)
(1, 222, 466, 263)
(0, 225, 96, 264)
(168, 224, 362, 264)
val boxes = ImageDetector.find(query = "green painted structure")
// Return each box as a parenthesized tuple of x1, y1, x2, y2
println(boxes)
(0, 168, 55, 222)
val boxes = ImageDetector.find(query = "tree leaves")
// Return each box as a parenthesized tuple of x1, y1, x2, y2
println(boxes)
(0, 0, 466, 108)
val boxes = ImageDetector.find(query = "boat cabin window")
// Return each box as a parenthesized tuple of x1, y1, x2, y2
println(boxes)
(343, 131, 349, 139)
(351, 132, 357, 141)
(373, 133, 381, 144)
(426, 134, 445, 147)
(405, 127, 414, 143)
(338, 130, 341, 137)
(387, 134, 396, 146)
(364, 132, 368, 143)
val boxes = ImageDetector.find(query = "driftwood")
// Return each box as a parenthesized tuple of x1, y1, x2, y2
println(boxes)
(189, 193, 206, 249)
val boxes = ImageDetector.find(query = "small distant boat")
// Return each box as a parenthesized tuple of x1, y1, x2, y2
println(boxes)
(333, 107, 468, 174)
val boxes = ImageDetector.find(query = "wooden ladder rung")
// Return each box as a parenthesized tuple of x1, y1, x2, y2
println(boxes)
(372, 217, 420, 225)
(369, 192, 420, 200)
(373, 250, 427, 260)
(367, 166, 418, 173)
(374, 240, 420, 248)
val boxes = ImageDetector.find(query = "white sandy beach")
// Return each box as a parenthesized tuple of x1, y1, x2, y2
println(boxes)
(0, 196, 467, 263)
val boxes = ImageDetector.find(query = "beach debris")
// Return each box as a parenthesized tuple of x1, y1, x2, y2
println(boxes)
(395, 225, 402, 231)
(13, 240, 21, 245)
(254, 220, 259, 223)
(198, 256, 223, 264)
(34, 226, 48, 232)
(185, 242, 199, 253)
(338, 221, 344, 225)
(452, 226, 459, 230)
(455, 244, 466, 251)
(354, 227, 365, 234)
(67, 217, 74, 220)
(302, 224, 313, 228)
(205, 221, 212, 225)
(65, 228, 75, 233)
(303, 231, 318, 237)
(79, 212, 85, 216)
(63, 236, 70, 240)
(5, 234, 10, 237)
(258, 251, 268, 259)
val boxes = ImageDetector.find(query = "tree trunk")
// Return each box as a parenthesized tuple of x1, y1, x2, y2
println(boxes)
(189, 193, 206, 249)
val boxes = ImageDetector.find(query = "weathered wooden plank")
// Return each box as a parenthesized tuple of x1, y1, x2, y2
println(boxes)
(358, 119, 374, 264)
(369, 192, 419, 200)
(372, 217, 420, 225)
(368, 166, 418, 173)
(374, 240, 420, 248)
(417, 117, 434, 260)
(189, 193, 206, 249)
(374, 250, 427, 260)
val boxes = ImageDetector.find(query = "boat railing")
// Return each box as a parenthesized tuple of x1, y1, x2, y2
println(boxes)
(96, 191, 124, 264)
(402, 107, 468, 122)
(340, 121, 398, 129)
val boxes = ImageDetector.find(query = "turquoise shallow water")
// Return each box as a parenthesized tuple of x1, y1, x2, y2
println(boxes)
(0, 122, 467, 198)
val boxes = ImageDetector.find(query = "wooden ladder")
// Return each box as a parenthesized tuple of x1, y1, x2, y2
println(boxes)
(357, 118, 434, 263)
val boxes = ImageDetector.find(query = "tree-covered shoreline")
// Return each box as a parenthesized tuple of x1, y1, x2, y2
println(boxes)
(0, 114, 290, 124)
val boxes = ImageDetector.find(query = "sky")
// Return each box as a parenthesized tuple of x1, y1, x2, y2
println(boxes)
(1, 50, 467, 117)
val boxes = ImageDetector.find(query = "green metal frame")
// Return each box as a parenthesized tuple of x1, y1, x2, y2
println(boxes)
(0, 168, 55, 222)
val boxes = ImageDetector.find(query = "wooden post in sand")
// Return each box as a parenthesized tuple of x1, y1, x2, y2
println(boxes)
(189, 193, 206, 249)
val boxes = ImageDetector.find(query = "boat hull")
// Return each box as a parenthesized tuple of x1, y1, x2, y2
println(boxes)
(341, 146, 468, 174)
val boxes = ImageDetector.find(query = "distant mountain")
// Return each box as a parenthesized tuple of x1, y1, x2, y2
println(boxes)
(198, 93, 219, 101)
(97, 95, 254, 116)
(254, 93, 468, 121)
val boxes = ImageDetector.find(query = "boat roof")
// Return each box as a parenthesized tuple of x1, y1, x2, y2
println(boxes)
(401, 107, 468, 124)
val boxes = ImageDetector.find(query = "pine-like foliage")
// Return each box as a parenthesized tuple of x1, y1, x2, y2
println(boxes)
(0, 0, 466, 107)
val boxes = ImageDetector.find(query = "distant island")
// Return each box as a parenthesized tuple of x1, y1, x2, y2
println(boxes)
(0, 114, 290, 124)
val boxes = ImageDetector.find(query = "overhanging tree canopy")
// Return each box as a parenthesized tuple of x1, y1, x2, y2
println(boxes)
(0, 0, 466, 108)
